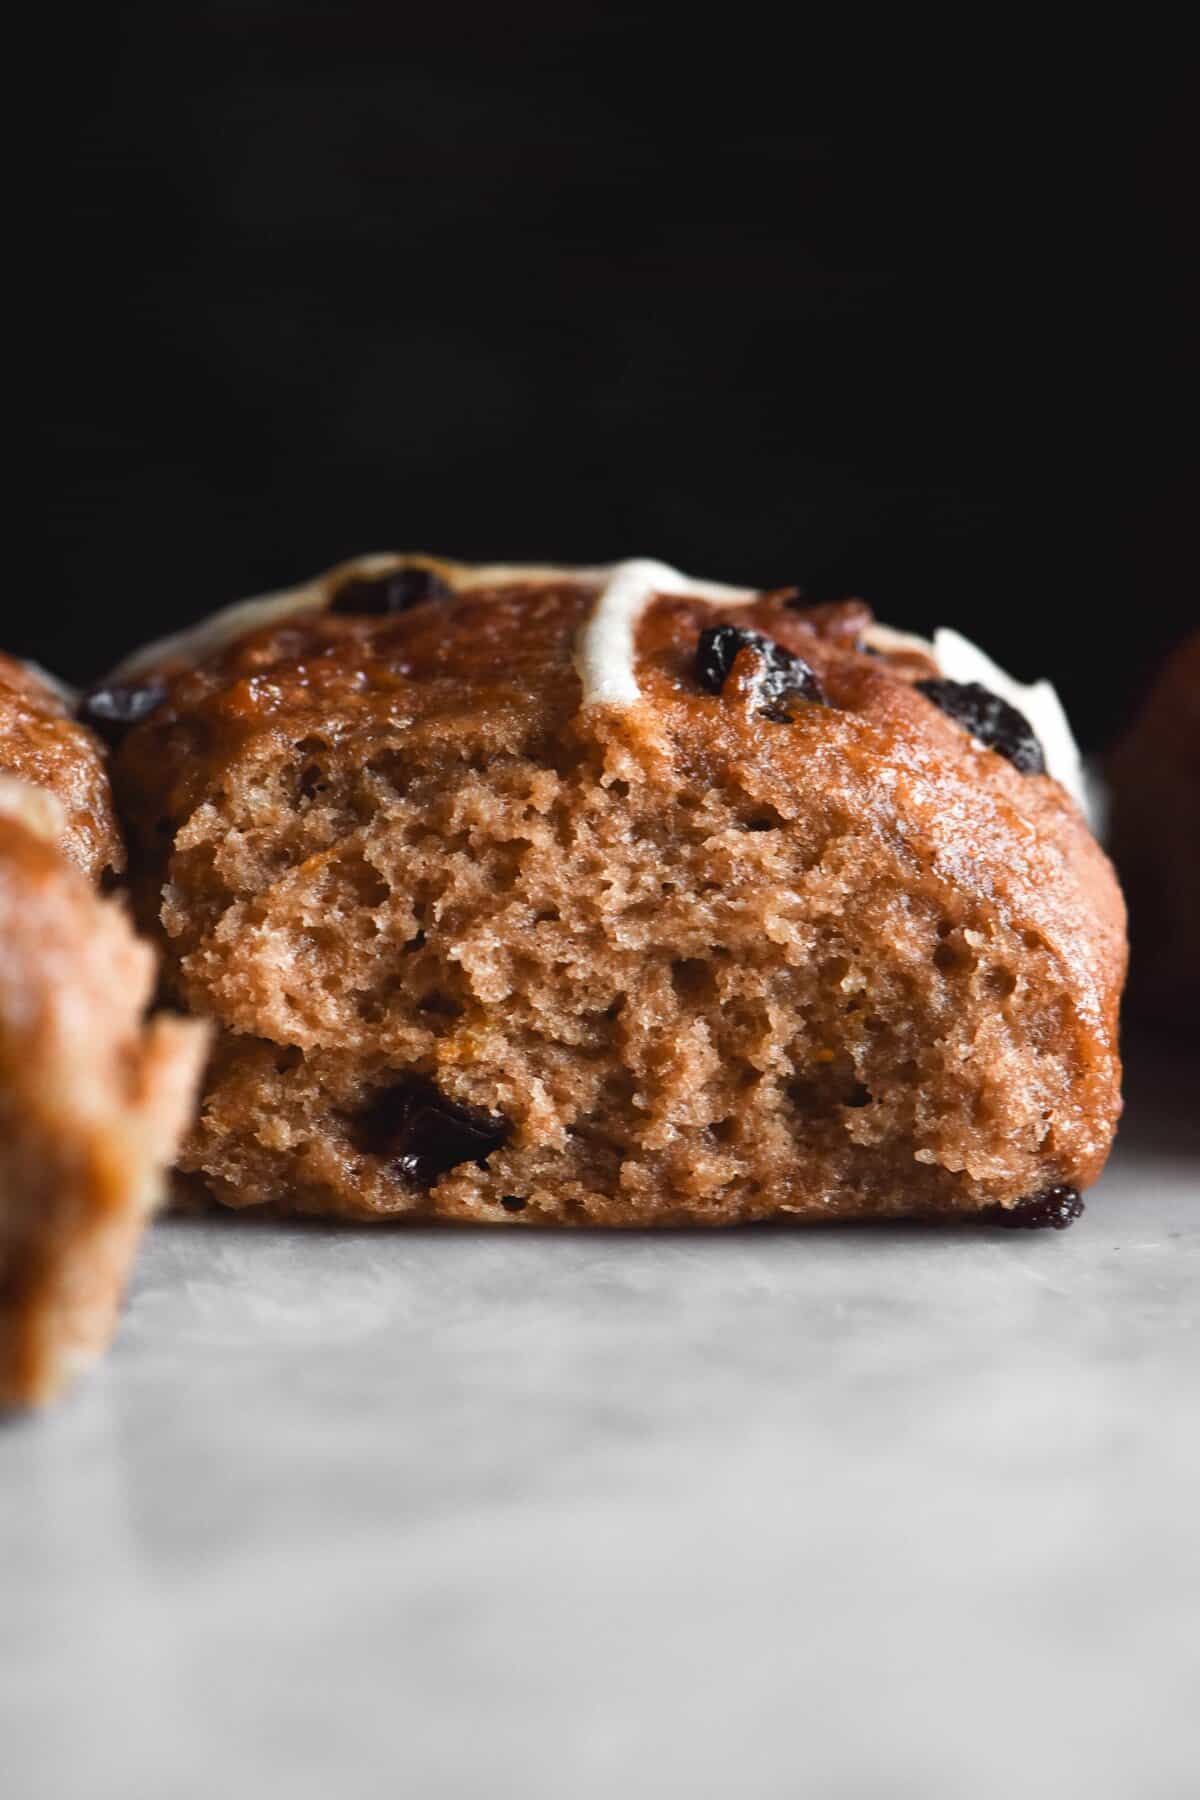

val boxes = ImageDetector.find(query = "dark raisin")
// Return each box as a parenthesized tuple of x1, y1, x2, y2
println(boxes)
(695, 624, 826, 721)
(500, 1196, 527, 1213)
(359, 1076, 508, 1187)
(329, 566, 451, 616)
(80, 678, 170, 745)
(985, 1186, 1084, 1230)
(917, 679, 1045, 776)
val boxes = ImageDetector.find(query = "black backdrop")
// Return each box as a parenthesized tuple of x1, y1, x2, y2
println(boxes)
(34, 8, 1196, 748)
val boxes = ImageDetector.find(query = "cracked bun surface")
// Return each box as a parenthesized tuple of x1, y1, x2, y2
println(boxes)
(110, 556, 1125, 1227)
(0, 665, 208, 1408)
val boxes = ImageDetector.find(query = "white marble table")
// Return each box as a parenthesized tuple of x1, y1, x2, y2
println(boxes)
(2, 1048, 1197, 1800)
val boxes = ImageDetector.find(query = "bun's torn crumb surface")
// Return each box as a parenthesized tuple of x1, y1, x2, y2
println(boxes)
(0, 662, 208, 1409)
(110, 555, 1125, 1228)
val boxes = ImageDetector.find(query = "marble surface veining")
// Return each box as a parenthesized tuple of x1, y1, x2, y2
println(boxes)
(1, 1048, 1197, 1800)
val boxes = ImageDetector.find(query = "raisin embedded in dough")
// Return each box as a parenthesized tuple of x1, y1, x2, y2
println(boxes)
(695, 624, 826, 719)
(81, 677, 171, 746)
(359, 1077, 510, 1187)
(983, 1186, 1084, 1230)
(917, 678, 1046, 775)
(329, 566, 452, 616)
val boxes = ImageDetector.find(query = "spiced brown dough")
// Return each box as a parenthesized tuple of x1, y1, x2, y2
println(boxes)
(1109, 631, 1200, 1020)
(111, 557, 1126, 1226)
(0, 663, 207, 1407)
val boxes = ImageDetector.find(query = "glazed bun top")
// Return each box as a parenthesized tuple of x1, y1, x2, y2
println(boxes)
(105, 552, 1087, 799)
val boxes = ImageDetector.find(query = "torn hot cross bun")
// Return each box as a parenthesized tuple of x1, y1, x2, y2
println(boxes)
(106, 556, 1124, 1228)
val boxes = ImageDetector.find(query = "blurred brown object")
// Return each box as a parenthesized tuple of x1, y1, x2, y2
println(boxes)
(1109, 631, 1200, 1026)
(0, 664, 207, 1409)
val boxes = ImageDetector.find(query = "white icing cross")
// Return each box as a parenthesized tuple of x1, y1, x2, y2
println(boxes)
(574, 558, 755, 708)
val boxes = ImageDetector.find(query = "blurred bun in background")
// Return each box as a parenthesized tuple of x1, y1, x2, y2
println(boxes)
(1109, 631, 1200, 1022)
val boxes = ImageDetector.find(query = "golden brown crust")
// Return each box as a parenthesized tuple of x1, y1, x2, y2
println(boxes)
(1109, 632, 1200, 1018)
(112, 569, 1125, 1227)
(0, 653, 124, 882)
